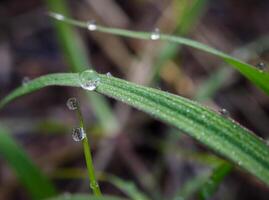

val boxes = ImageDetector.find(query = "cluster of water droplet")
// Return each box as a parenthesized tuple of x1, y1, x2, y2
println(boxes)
(79, 70, 100, 91)
(72, 127, 86, 142)
(150, 28, 160, 40)
(66, 97, 78, 110)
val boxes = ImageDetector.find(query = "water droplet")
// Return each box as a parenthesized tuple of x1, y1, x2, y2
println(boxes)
(90, 181, 99, 190)
(150, 28, 160, 40)
(79, 70, 100, 91)
(106, 72, 112, 77)
(256, 62, 266, 70)
(63, 192, 71, 199)
(66, 97, 78, 110)
(87, 20, 97, 31)
(72, 127, 86, 142)
(219, 108, 229, 117)
(49, 12, 65, 21)
(22, 77, 30, 86)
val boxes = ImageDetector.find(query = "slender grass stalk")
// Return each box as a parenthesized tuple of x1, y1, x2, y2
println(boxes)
(48, 13, 269, 95)
(75, 100, 102, 196)
(46, 0, 119, 134)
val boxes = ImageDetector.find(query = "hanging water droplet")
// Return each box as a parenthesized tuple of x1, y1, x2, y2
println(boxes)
(79, 70, 100, 91)
(106, 72, 112, 77)
(90, 181, 99, 190)
(219, 108, 229, 117)
(256, 62, 266, 71)
(72, 127, 86, 142)
(22, 77, 30, 86)
(49, 12, 65, 21)
(150, 28, 160, 40)
(87, 20, 97, 31)
(66, 97, 78, 110)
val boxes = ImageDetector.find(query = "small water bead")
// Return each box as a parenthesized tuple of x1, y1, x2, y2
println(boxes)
(106, 72, 112, 77)
(22, 77, 30, 86)
(219, 108, 229, 117)
(90, 181, 99, 190)
(256, 62, 266, 70)
(66, 97, 78, 110)
(150, 28, 160, 40)
(50, 12, 65, 21)
(87, 20, 97, 31)
(79, 70, 100, 91)
(72, 127, 86, 142)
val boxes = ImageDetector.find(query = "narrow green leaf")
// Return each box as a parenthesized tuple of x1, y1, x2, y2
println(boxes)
(0, 125, 57, 199)
(199, 162, 232, 200)
(104, 175, 150, 200)
(47, 194, 126, 200)
(1, 72, 269, 186)
(49, 16, 269, 95)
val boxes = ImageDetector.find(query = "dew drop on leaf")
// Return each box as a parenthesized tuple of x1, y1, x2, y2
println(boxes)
(150, 28, 160, 40)
(87, 20, 97, 31)
(90, 181, 99, 190)
(66, 97, 78, 110)
(256, 62, 266, 70)
(219, 108, 229, 117)
(79, 70, 100, 91)
(22, 77, 30, 86)
(72, 127, 86, 142)
(106, 72, 112, 77)
(49, 12, 65, 21)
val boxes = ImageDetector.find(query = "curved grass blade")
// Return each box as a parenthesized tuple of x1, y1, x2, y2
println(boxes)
(48, 15, 269, 95)
(47, 194, 126, 200)
(103, 175, 150, 200)
(199, 162, 232, 200)
(0, 125, 57, 199)
(1, 72, 269, 186)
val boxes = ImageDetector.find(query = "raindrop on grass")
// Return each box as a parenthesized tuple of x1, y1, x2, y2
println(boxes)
(150, 28, 160, 40)
(79, 70, 100, 91)
(90, 181, 99, 190)
(256, 62, 266, 70)
(66, 97, 78, 110)
(72, 127, 86, 142)
(219, 108, 229, 117)
(87, 20, 97, 31)
(49, 12, 65, 21)
(22, 77, 30, 86)
(106, 72, 112, 77)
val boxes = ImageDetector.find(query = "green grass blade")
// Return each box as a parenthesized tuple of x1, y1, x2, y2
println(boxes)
(0, 125, 57, 199)
(47, 194, 126, 200)
(199, 162, 232, 200)
(46, 0, 119, 133)
(104, 175, 150, 200)
(49, 15, 269, 95)
(1, 72, 269, 186)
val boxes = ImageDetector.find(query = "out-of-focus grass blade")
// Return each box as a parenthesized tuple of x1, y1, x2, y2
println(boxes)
(104, 175, 151, 200)
(1, 72, 269, 186)
(0, 125, 57, 199)
(46, 0, 118, 133)
(152, 0, 208, 81)
(173, 172, 210, 200)
(49, 16, 269, 95)
(47, 194, 126, 200)
(199, 162, 232, 200)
